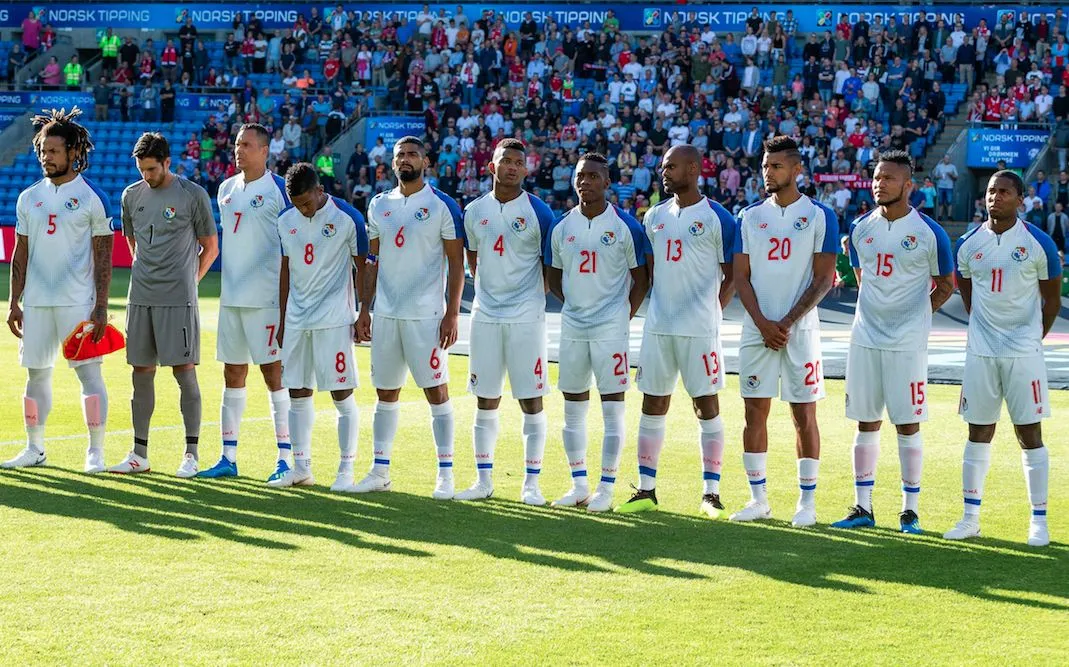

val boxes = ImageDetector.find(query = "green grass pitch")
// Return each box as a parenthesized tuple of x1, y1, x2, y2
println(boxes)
(0, 270, 1065, 664)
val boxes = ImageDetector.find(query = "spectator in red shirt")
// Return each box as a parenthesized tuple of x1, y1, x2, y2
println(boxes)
(323, 50, 340, 82)
(139, 52, 156, 83)
(161, 39, 178, 82)
(40, 24, 55, 52)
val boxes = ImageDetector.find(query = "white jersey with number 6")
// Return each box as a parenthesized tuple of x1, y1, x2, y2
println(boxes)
(277, 196, 369, 330)
(218, 171, 290, 308)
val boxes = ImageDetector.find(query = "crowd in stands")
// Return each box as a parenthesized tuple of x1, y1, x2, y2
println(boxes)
(7, 6, 1069, 227)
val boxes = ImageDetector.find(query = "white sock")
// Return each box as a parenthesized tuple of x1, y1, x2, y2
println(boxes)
(289, 396, 315, 475)
(220, 387, 247, 462)
(743, 451, 768, 505)
(24, 367, 53, 452)
(334, 395, 358, 474)
(798, 457, 820, 508)
(269, 389, 292, 462)
(1022, 446, 1049, 523)
(371, 400, 400, 477)
(473, 408, 498, 486)
(563, 399, 590, 490)
(75, 364, 107, 452)
(600, 400, 626, 490)
(522, 411, 547, 487)
(898, 432, 923, 513)
(853, 430, 880, 511)
(699, 416, 725, 494)
(637, 413, 667, 491)
(963, 440, 991, 520)
(430, 401, 454, 480)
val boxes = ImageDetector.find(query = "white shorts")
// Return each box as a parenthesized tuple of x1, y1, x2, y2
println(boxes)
(20, 305, 100, 369)
(960, 353, 1050, 425)
(558, 337, 631, 395)
(370, 316, 448, 390)
(467, 318, 549, 400)
(738, 329, 824, 403)
(845, 344, 929, 424)
(637, 331, 724, 398)
(217, 306, 281, 366)
(281, 325, 357, 391)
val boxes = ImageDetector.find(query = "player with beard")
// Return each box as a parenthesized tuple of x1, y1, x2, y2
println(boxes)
(616, 145, 738, 517)
(830, 150, 954, 534)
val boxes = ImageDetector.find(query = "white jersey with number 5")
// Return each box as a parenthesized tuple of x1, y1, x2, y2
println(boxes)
(277, 196, 369, 330)
(955, 219, 1060, 357)
(735, 196, 838, 346)
(218, 171, 290, 308)
(848, 207, 953, 351)
(464, 190, 555, 323)
(544, 203, 646, 340)
(366, 184, 464, 320)
(16, 175, 113, 307)
(643, 197, 736, 337)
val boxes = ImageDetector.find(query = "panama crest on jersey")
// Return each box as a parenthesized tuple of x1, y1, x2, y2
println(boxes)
(250, 194, 265, 208)
(689, 221, 705, 236)
(65, 198, 80, 211)
(901, 235, 918, 250)
(601, 230, 617, 246)
(163, 207, 177, 220)
(511, 216, 527, 232)
(415, 207, 430, 221)
(746, 375, 761, 389)
(793, 216, 810, 230)
(322, 223, 336, 237)
(1012, 246, 1028, 262)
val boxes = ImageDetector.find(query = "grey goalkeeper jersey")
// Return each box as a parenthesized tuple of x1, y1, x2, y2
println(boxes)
(122, 175, 215, 306)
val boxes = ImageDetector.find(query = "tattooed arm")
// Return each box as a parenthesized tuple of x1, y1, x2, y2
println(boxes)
(90, 234, 115, 342)
(7, 234, 28, 338)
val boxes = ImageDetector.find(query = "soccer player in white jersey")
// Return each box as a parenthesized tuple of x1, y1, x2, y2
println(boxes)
(3, 108, 114, 472)
(351, 137, 466, 499)
(945, 171, 1060, 547)
(732, 136, 837, 527)
(199, 123, 294, 482)
(615, 145, 737, 518)
(457, 139, 556, 504)
(273, 163, 369, 489)
(545, 153, 649, 512)
(831, 150, 954, 534)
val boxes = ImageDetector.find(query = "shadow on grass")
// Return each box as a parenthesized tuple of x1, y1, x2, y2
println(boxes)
(1, 467, 1065, 611)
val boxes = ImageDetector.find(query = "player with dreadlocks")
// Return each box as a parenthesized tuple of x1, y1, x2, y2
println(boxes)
(4, 107, 116, 472)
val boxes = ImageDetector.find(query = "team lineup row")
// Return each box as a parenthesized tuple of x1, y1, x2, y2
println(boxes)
(4, 112, 1058, 548)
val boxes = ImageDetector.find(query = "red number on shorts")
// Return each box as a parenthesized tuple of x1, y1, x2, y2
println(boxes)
(768, 237, 791, 261)
(1032, 379, 1042, 404)
(911, 381, 926, 405)
(395, 226, 406, 248)
(534, 357, 543, 378)
(612, 352, 628, 376)
(304, 243, 315, 264)
(991, 268, 1003, 292)
(493, 234, 505, 256)
(579, 250, 597, 273)
(46, 213, 57, 235)
(804, 361, 821, 386)
(335, 352, 347, 373)
(702, 351, 720, 377)
(430, 348, 441, 370)
(876, 252, 894, 277)
(233, 211, 243, 233)
(266, 324, 276, 347)
(665, 238, 683, 262)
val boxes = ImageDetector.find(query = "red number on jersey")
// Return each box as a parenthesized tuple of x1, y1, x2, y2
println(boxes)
(232, 211, 243, 234)
(768, 237, 792, 261)
(304, 244, 315, 265)
(665, 238, 683, 262)
(804, 361, 822, 386)
(702, 351, 720, 377)
(876, 253, 894, 277)
(910, 381, 926, 406)
(265, 324, 276, 347)
(493, 234, 505, 256)
(534, 357, 543, 378)
(335, 352, 347, 373)
(612, 352, 628, 376)
(46, 213, 57, 235)
(395, 226, 406, 248)
(579, 250, 597, 273)
(991, 268, 1004, 292)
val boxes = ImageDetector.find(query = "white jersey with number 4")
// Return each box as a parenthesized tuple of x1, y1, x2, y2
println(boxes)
(545, 203, 646, 340)
(278, 196, 369, 330)
(464, 190, 555, 323)
(366, 184, 464, 320)
(643, 196, 736, 337)
(955, 219, 1060, 357)
(218, 171, 290, 308)
(735, 196, 838, 346)
(16, 175, 113, 307)
(848, 207, 953, 351)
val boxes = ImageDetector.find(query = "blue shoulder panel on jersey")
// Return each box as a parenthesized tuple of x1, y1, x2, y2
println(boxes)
(1024, 222, 1062, 280)
(271, 172, 291, 207)
(809, 197, 840, 253)
(733, 200, 762, 255)
(332, 196, 370, 256)
(847, 209, 877, 268)
(527, 192, 556, 244)
(953, 224, 983, 279)
(81, 175, 116, 229)
(278, 203, 295, 219)
(543, 213, 567, 267)
(461, 192, 492, 251)
(707, 198, 737, 263)
(432, 187, 465, 241)
(613, 204, 647, 266)
(918, 212, 954, 276)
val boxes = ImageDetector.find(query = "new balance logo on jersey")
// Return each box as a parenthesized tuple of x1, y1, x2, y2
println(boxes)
(250, 195, 265, 208)
(289, 228, 297, 234)
(415, 207, 430, 221)
(973, 252, 983, 260)
(479, 218, 489, 226)
(338, 376, 347, 383)
(865, 237, 874, 244)
(222, 196, 232, 205)
(566, 235, 576, 243)
(65, 198, 80, 211)
(902, 235, 918, 250)
(34, 201, 43, 208)
(1012, 246, 1029, 261)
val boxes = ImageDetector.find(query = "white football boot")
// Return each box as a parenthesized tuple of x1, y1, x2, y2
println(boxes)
(943, 519, 981, 540)
(108, 451, 150, 474)
(454, 481, 494, 501)
(176, 453, 199, 479)
(552, 484, 591, 508)
(1, 446, 46, 469)
(729, 500, 773, 522)
(348, 471, 391, 493)
(84, 449, 106, 474)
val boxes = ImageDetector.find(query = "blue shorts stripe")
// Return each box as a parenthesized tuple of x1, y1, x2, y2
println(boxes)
(638, 466, 657, 477)
(277, 442, 292, 450)
(525, 467, 541, 475)
(855, 480, 875, 487)
(903, 485, 921, 493)
(1033, 509, 1047, 516)
(748, 479, 766, 486)
(703, 472, 721, 481)
(964, 497, 982, 506)
(373, 458, 390, 465)
(476, 463, 493, 470)
(799, 483, 817, 491)
(571, 469, 588, 478)
(600, 475, 616, 484)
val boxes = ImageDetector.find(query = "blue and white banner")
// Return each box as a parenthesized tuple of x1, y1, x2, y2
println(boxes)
(365, 116, 426, 148)
(1, 4, 1067, 33)
(966, 128, 1050, 169)
(0, 90, 95, 109)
